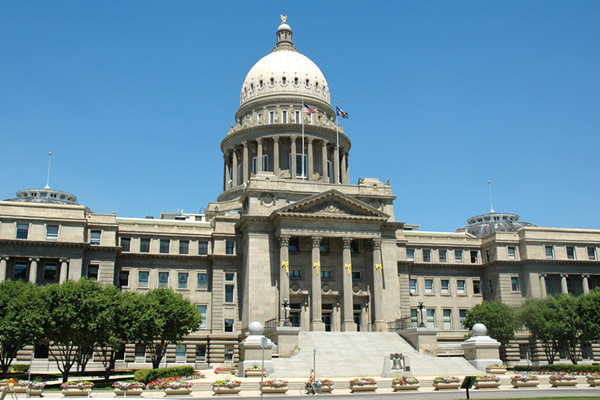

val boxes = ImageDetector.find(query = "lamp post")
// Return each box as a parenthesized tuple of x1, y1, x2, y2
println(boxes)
(418, 300, 425, 328)
(282, 297, 291, 326)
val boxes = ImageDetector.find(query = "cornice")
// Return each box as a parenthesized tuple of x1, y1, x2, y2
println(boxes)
(0, 239, 86, 249)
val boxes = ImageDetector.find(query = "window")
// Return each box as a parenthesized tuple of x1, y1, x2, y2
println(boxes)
(115, 344, 126, 360)
(455, 250, 463, 263)
(410, 309, 418, 328)
(473, 280, 481, 295)
(441, 279, 449, 294)
(485, 250, 491, 262)
(14, 262, 28, 280)
(135, 344, 145, 363)
(87, 264, 99, 280)
(327, 160, 333, 183)
(508, 246, 516, 260)
(179, 240, 189, 255)
(90, 230, 101, 245)
(160, 239, 170, 254)
(282, 110, 287, 123)
(519, 344, 529, 360)
(439, 249, 447, 263)
(296, 154, 307, 178)
(46, 225, 58, 240)
(470, 250, 479, 263)
(282, 77, 286, 85)
(269, 111, 274, 124)
(426, 309, 436, 328)
(588, 247, 597, 260)
(252, 156, 258, 174)
(175, 344, 186, 363)
(118, 270, 129, 288)
(197, 305, 207, 328)
(351, 270, 362, 281)
(121, 238, 131, 252)
(16, 223, 29, 239)
(582, 343, 593, 360)
(197, 273, 208, 289)
(198, 240, 209, 255)
(409, 279, 417, 295)
(225, 272, 234, 281)
(459, 309, 467, 329)
(288, 237, 299, 252)
(422, 249, 431, 263)
(225, 240, 234, 255)
(43, 264, 57, 281)
(566, 246, 575, 259)
(262, 154, 269, 171)
(224, 319, 234, 333)
(487, 279, 494, 294)
(225, 285, 234, 303)
(511, 276, 520, 292)
(295, 110, 300, 124)
(320, 270, 332, 280)
(158, 272, 169, 288)
(138, 271, 149, 288)
(178, 272, 188, 289)
(224, 346, 234, 362)
(319, 238, 329, 253)
(567, 277, 574, 294)
(425, 279, 433, 294)
(290, 269, 302, 279)
(457, 280, 466, 295)
(545, 245, 554, 259)
(406, 249, 414, 261)
(443, 309, 452, 330)
(140, 238, 150, 253)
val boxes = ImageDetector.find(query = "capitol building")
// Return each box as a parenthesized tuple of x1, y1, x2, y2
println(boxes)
(1, 18, 598, 370)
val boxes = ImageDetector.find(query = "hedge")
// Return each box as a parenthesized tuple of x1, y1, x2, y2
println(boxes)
(134, 366, 196, 383)
(515, 364, 600, 373)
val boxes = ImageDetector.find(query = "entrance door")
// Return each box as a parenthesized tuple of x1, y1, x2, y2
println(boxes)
(353, 313, 361, 332)
(195, 345, 206, 368)
(322, 313, 332, 331)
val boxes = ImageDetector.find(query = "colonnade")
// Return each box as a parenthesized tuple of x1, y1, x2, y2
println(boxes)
(539, 273, 593, 297)
(0, 257, 69, 283)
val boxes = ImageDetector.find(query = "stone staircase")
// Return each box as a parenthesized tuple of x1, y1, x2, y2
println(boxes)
(271, 332, 481, 377)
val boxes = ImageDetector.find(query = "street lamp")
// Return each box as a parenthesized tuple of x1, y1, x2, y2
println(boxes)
(418, 300, 425, 328)
(282, 298, 291, 326)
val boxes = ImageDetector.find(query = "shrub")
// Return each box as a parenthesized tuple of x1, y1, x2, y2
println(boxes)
(9, 365, 30, 373)
(134, 366, 195, 383)
(515, 364, 600, 374)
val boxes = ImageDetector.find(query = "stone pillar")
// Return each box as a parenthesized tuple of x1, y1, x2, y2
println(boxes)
(279, 235, 291, 325)
(242, 141, 249, 183)
(343, 152, 350, 184)
(342, 237, 356, 331)
(232, 148, 238, 187)
(29, 257, 39, 283)
(273, 137, 280, 177)
(582, 275, 590, 294)
(333, 142, 340, 184)
(59, 259, 69, 283)
(539, 274, 547, 298)
(372, 239, 385, 331)
(290, 136, 297, 180)
(307, 138, 314, 180)
(311, 236, 324, 331)
(341, 151, 347, 184)
(0, 257, 7, 282)
(256, 138, 263, 173)
(321, 141, 328, 182)
(223, 151, 230, 190)
(560, 274, 569, 294)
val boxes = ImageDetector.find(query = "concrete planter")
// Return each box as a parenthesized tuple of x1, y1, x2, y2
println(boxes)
(245, 369, 266, 377)
(114, 389, 144, 396)
(212, 386, 242, 394)
(10, 384, 28, 393)
(215, 369, 235, 374)
(28, 389, 44, 397)
(392, 383, 420, 391)
(164, 388, 192, 395)
(474, 381, 500, 389)
(433, 382, 461, 390)
(320, 385, 333, 393)
(511, 379, 539, 388)
(62, 388, 93, 396)
(549, 378, 577, 387)
(350, 384, 377, 392)
(587, 377, 600, 387)
(486, 367, 507, 374)
(262, 386, 288, 394)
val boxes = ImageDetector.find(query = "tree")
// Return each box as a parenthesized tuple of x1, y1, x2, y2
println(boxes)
(463, 301, 519, 348)
(132, 288, 201, 369)
(0, 281, 45, 378)
(576, 288, 600, 360)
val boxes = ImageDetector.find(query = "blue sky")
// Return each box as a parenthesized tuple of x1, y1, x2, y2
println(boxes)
(1, 1, 598, 232)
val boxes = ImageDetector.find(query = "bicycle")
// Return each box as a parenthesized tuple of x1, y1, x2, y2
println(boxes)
(300, 381, 322, 396)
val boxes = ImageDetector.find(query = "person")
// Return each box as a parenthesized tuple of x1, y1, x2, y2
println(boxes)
(306, 369, 319, 395)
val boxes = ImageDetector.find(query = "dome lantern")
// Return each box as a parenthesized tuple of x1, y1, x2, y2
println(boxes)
(274, 15, 296, 52)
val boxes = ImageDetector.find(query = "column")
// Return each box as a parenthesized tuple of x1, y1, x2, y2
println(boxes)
(582, 275, 590, 294)
(242, 141, 249, 183)
(311, 236, 324, 331)
(279, 235, 291, 325)
(223, 151, 230, 190)
(0, 257, 8, 282)
(29, 257, 39, 283)
(321, 141, 328, 182)
(256, 138, 263, 173)
(307, 138, 314, 180)
(333, 142, 340, 184)
(231, 147, 238, 187)
(539, 274, 547, 298)
(290, 136, 297, 180)
(342, 152, 349, 184)
(59, 259, 69, 283)
(560, 274, 569, 294)
(273, 137, 280, 177)
(372, 239, 385, 331)
(342, 237, 356, 331)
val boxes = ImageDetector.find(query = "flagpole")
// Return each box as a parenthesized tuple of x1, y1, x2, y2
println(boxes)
(335, 101, 340, 184)
(301, 102, 305, 179)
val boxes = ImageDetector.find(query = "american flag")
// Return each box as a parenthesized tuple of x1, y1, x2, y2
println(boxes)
(303, 103, 317, 113)
(336, 106, 349, 119)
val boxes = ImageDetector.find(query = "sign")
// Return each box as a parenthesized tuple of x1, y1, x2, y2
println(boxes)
(461, 376, 477, 390)
(261, 337, 268, 349)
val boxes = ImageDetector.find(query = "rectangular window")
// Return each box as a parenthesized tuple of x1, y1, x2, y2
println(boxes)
(351, 270, 362, 281)
(320, 270, 332, 280)
(406, 249, 414, 261)
(197, 272, 208, 289)
(455, 250, 463, 263)
(485, 249, 491, 262)
(90, 230, 101, 245)
(487, 279, 494, 294)
(225, 285, 234, 303)
(288, 237, 299, 252)
(443, 309, 452, 330)
(327, 160, 333, 183)
(140, 238, 150, 253)
(252, 156, 257, 174)
(426, 309, 436, 328)
(511, 276, 520, 292)
(508, 246, 516, 260)
(121, 237, 131, 252)
(470, 250, 479, 263)
(87, 264, 99, 280)
(198, 240, 209, 255)
(43, 264, 57, 281)
(519, 344, 529, 360)
(197, 305, 207, 328)
(269, 111, 274, 124)
(439, 249, 447, 263)
(410, 309, 418, 328)
(459, 309, 467, 329)
(296, 154, 307, 178)
(224, 319, 234, 333)
(566, 246, 575, 259)
(422, 249, 431, 263)
(545, 245, 554, 259)
(160, 239, 170, 254)
(425, 279, 433, 294)
(118, 270, 129, 288)
(225, 240, 234, 255)
(262, 154, 269, 171)
(319, 238, 330, 253)
(46, 225, 58, 240)
(135, 344, 145, 363)
(588, 247, 596, 260)
(409, 279, 417, 295)
(225, 272, 234, 281)
(158, 272, 169, 288)
(281, 110, 287, 123)
(441, 279, 449, 294)
(567, 277, 574, 294)
(350, 240, 360, 254)
(224, 346, 234, 362)
(16, 223, 29, 239)
(178, 272, 189, 289)
(290, 269, 302, 279)
(175, 344, 186, 363)
(457, 279, 466, 295)
(473, 280, 481, 295)
(14, 262, 28, 280)
(295, 110, 300, 124)
(179, 240, 189, 255)
(138, 271, 149, 288)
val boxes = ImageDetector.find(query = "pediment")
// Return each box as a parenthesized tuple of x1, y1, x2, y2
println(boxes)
(272, 189, 389, 220)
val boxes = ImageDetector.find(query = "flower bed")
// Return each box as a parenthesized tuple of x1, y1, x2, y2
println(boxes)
(245, 365, 266, 377)
(113, 381, 146, 396)
(261, 379, 288, 393)
(549, 374, 577, 387)
(392, 377, 419, 391)
(60, 381, 94, 396)
(433, 376, 461, 390)
(214, 366, 236, 374)
(587, 374, 600, 387)
(212, 379, 242, 394)
(474, 375, 500, 389)
(349, 378, 377, 392)
(511, 375, 539, 388)
(148, 377, 193, 395)
(486, 364, 507, 374)
(4, 380, 29, 393)
(319, 379, 334, 393)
